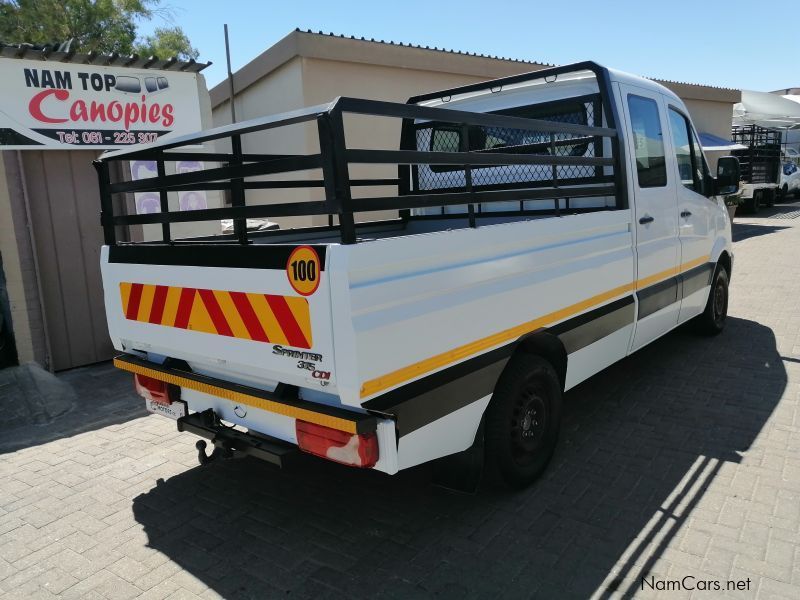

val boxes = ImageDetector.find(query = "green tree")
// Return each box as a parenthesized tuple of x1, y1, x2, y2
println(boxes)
(0, 0, 198, 59)
(134, 26, 198, 60)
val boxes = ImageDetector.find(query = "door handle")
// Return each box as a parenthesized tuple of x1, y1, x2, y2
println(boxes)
(681, 210, 692, 218)
(639, 215, 654, 225)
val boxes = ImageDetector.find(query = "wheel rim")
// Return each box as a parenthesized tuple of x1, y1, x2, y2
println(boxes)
(510, 384, 548, 465)
(713, 277, 727, 326)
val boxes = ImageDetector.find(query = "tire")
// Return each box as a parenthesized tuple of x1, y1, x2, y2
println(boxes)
(766, 189, 775, 208)
(781, 184, 789, 201)
(696, 265, 729, 335)
(748, 192, 761, 214)
(485, 354, 562, 489)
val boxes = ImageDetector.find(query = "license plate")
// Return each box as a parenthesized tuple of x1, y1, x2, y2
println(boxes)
(145, 398, 187, 420)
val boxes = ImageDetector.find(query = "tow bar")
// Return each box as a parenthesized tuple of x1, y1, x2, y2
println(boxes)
(177, 409, 299, 468)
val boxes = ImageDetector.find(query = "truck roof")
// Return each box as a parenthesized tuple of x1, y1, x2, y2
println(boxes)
(409, 60, 682, 108)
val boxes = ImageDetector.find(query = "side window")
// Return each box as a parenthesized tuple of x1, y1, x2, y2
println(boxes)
(668, 109, 696, 191)
(668, 107, 707, 195)
(688, 128, 709, 195)
(627, 95, 667, 188)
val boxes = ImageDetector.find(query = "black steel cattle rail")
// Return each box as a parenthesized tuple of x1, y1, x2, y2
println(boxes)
(95, 61, 625, 245)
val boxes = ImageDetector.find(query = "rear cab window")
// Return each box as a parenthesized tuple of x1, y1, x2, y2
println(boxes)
(428, 101, 590, 162)
(419, 96, 600, 189)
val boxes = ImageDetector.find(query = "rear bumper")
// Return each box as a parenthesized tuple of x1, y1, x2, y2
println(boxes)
(739, 183, 778, 198)
(114, 353, 400, 473)
(113, 353, 377, 435)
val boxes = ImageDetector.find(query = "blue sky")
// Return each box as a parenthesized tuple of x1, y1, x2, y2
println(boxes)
(138, 0, 789, 93)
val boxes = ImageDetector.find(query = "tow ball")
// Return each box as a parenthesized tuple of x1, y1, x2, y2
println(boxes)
(195, 439, 234, 465)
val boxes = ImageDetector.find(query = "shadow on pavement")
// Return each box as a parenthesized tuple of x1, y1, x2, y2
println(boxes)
(732, 222, 790, 242)
(735, 200, 800, 221)
(132, 317, 784, 598)
(0, 361, 145, 454)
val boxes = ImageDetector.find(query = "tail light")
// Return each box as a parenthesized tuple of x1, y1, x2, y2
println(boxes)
(134, 373, 178, 406)
(295, 421, 379, 468)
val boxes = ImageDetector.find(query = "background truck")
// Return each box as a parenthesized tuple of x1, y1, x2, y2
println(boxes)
(780, 148, 800, 199)
(95, 62, 739, 489)
(731, 125, 782, 212)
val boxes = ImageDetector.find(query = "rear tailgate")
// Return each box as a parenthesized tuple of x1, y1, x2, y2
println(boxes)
(100, 244, 335, 391)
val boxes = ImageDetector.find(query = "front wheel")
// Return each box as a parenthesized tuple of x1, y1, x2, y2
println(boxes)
(696, 266, 729, 335)
(485, 354, 562, 489)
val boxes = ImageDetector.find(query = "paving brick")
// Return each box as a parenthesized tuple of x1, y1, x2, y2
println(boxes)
(3, 206, 800, 598)
(33, 567, 79, 595)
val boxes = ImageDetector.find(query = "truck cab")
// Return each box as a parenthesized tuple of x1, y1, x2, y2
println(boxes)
(95, 62, 737, 488)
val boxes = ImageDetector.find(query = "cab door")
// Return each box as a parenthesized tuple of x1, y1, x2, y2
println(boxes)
(619, 85, 681, 352)
(665, 106, 717, 323)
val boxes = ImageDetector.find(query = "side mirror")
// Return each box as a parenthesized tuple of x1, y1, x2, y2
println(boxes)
(715, 156, 740, 196)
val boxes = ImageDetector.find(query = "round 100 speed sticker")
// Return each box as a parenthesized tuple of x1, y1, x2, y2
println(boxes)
(286, 246, 321, 296)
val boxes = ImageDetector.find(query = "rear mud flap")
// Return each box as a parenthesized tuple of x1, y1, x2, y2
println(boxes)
(431, 420, 485, 494)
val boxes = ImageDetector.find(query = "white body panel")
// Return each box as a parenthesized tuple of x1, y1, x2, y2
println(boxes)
(397, 396, 491, 470)
(739, 181, 778, 200)
(100, 247, 338, 395)
(338, 210, 635, 402)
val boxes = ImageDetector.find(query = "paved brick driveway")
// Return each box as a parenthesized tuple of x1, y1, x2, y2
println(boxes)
(1, 206, 799, 599)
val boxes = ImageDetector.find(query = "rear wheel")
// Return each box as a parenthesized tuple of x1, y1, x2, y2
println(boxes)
(485, 354, 562, 489)
(748, 191, 761, 214)
(696, 266, 729, 335)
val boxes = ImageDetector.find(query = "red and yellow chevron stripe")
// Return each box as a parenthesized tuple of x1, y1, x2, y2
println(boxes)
(119, 282, 312, 349)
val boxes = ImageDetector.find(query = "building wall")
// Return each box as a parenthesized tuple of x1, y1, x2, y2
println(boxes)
(0, 152, 47, 365)
(682, 98, 736, 170)
(19, 150, 116, 370)
(212, 58, 321, 228)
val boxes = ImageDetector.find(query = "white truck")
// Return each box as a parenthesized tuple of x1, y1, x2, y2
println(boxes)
(780, 149, 800, 199)
(95, 62, 739, 489)
(730, 125, 782, 211)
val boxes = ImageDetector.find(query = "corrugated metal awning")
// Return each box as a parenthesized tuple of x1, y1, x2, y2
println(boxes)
(734, 90, 800, 130)
(0, 42, 210, 73)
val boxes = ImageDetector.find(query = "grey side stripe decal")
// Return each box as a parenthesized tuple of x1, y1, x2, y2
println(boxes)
(365, 295, 636, 437)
